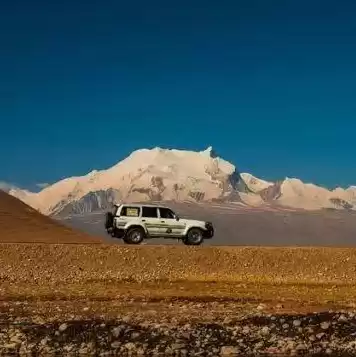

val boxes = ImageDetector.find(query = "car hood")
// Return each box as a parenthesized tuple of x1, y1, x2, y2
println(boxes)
(177, 218, 206, 226)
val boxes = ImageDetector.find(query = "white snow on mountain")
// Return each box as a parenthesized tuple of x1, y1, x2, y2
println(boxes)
(15, 146, 253, 215)
(347, 187, 356, 205)
(9, 188, 37, 203)
(261, 177, 355, 211)
(240, 173, 273, 193)
(2, 146, 355, 214)
(331, 186, 356, 207)
(276, 178, 333, 210)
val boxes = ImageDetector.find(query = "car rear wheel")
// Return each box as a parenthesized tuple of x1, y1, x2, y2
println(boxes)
(124, 227, 145, 245)
(183, 228, 204, 246)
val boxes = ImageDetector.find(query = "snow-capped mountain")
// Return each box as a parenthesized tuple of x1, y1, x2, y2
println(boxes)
(259, 178, 356, 211)
(3, 146, 356, 215)
(11, 146, 255, 215)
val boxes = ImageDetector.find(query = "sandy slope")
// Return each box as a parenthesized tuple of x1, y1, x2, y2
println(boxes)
(0, 191, 101, 243)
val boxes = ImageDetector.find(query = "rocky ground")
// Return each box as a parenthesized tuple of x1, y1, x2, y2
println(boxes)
(3, 244, 356, 355)
(2, 301, 356, 356)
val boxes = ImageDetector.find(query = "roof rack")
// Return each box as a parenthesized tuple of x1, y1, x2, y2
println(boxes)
(113, 202, 169, 208)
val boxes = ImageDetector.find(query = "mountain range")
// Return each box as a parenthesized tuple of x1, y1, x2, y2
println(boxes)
(2, 146, 356, 216)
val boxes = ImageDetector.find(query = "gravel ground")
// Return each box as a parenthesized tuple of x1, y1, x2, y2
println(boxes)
(2, 243, 356, 356)
(2, 302, 356, 356)
(3, 244, 356, 285)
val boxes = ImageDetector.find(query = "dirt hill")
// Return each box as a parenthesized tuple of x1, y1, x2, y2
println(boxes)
(0, 191, 101, 243)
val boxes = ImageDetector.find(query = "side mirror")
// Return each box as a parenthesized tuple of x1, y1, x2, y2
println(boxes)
(175, 215, 180, 221)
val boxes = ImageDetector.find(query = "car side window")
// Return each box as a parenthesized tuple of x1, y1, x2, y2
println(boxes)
(142, 206, 158, 218)
(159, 208, 175, 219)
(120, 206, 140, 217)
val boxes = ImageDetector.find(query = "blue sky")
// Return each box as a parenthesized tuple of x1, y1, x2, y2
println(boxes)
(1, 0, 356, 190)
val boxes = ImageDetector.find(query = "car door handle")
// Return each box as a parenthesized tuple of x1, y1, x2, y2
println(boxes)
(142, 219, 146, 222)
(161, 220, 165, 223)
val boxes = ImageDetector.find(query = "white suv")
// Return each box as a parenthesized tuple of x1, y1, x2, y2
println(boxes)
(105, 203, 214, 245)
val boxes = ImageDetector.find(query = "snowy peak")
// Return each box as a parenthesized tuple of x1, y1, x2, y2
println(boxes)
(200, 146, 217, 158)
(3, 146, 356, 215)
(241, 173, 273, 193)
(17, 146, 251, 215)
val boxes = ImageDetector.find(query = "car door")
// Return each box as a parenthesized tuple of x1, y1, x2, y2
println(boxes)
(141, 206, 161, 237)
(158, 207, 186, 237)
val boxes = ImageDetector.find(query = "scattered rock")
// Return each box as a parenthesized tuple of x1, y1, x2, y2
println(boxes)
(111, 341, 121, 349)
(58, 323, 68, 332)
(261, 326, 270, 335)
(339, 314, 348, 322)
(223, 317, 232, 325)
(296, 343, 307, 351)
(220, 346, 239, 355)
(171, 343, 186, 350)
(124, 342, 136, 350)
(321, 321, 330, 330)
(1, 303, 356, 356)
(292, 319, 301, 327)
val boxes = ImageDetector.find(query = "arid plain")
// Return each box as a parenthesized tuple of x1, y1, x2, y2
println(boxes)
(2, 191, 356, 355)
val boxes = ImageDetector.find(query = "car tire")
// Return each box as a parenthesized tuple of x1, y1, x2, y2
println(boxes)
(124, 227, 145, 245)
(183, 228, 204, 246)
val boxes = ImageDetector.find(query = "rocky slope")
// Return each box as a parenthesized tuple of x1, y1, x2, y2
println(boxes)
(4, 146, 356, 214)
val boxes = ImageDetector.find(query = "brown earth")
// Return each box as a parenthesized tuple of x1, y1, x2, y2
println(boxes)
(2, 243, 356, 311)
(3, 194, 356, 355)
(0, 191, 102, 243)
(2, 243, 356, 355)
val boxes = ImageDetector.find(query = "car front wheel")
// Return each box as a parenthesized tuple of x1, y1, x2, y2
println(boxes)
(183, 228, 204, 246)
